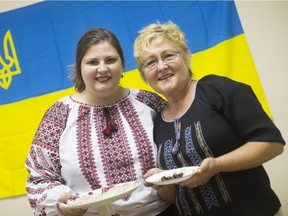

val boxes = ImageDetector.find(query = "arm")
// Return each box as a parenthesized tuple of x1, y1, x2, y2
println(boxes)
(182, 76, 285, 187)
(217, 141, 283, 172)
(25, 102, 76, 215)
(181, 141, 284, 188)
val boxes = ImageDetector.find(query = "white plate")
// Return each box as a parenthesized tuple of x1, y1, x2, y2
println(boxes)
(60, 181, 140, 209)
(145, 166, 199, 185)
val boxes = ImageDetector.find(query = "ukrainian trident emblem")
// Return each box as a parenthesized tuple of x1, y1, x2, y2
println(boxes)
(0, 30, 21, 90)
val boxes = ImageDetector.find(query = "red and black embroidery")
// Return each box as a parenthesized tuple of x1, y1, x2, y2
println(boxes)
(96, 106, 137, 186)
(76, 105, 101, 190)
(136, 90, 167, 112)
(120, 99, 156, 175)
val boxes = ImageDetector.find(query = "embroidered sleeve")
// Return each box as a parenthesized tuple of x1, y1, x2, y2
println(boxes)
(25, 101, 73, 215)
(136, 90, 167, 112)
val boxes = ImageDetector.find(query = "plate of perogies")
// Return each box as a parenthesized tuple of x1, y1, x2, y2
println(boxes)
(60, 181, 140, 209)
(145, 166, 199, 185)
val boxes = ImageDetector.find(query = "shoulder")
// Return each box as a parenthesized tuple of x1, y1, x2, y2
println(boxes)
(130, 89, 167, 112)
(197, 74, 253, 97)
(43, 96, 71, 126)
(48, 96, 71, 112)
(199, 75, 251, 90)
(195, 75, 256, 110)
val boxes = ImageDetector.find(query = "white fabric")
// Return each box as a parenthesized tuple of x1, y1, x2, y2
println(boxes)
(25, 89, 169, 216)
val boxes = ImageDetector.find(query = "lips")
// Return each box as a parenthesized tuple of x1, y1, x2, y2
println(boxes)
(95, 76, 110, 82)
(158, 73, 173, 81)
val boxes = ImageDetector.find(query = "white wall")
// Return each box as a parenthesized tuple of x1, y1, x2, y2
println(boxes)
(235, 1, 288, 215)
(0, 1, 287, 215)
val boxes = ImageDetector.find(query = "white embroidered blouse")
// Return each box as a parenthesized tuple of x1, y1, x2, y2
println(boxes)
(25, 89, 168, 216)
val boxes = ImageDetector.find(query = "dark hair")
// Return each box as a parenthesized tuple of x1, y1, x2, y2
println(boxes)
(70, 28, 125, 92)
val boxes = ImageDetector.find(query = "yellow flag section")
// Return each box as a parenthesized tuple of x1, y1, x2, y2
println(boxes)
(192, 34, 271, 117)
(0, 33, 270, 198)
(121, 34, 272, 117)
(0, 87, 75, 198)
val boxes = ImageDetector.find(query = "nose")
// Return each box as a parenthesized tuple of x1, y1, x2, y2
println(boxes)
(97, 62, 108, 72)
(157, 59, 168, 70)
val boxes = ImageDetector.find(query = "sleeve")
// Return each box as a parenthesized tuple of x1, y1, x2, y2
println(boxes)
(199, 75, 285, 145)
(25, 101, 75, 216)
(136, 90, 167, 112)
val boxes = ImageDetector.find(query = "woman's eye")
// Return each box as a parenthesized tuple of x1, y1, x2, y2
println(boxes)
(146, 59, 157, 68)
(163, 53, 175, 61)
(106, 58, 117, 64)
(88, 60, 98, 65)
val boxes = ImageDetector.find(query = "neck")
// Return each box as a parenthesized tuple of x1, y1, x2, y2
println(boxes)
(77, 87, 127, 106)
(164, 80, 193, 120)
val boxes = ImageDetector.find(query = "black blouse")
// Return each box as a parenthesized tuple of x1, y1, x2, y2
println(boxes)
(154, 75, 285, 216)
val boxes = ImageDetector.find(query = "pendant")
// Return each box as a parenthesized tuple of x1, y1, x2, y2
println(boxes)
(172, 142, 179, 155)
(171, 140, 180, 155)
(172, 118, 181, 155)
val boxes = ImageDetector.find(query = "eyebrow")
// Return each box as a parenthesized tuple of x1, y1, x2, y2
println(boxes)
(143, 50, 177, 59)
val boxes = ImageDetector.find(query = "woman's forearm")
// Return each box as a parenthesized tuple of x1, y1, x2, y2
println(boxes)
(216, 141, 284, 172)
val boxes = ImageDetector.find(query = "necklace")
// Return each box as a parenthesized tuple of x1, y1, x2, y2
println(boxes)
(172, 117, 181, 154)
(170, 80, 192, 155)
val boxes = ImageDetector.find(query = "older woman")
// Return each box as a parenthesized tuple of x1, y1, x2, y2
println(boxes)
(134, 21, 285, 216)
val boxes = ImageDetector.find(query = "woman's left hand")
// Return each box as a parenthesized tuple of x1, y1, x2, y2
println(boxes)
(143, 168, 164, 190)
(143, 168, 176, 202)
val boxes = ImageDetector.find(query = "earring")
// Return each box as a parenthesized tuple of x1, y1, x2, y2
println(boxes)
(121, 73, 124, 78)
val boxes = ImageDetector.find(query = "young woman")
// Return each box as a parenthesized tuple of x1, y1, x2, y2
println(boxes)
(25, 28, 173, 216)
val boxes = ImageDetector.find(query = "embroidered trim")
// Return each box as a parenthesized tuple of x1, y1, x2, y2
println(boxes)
(77, 105, 101, 190)
(194, 121, 231, 203)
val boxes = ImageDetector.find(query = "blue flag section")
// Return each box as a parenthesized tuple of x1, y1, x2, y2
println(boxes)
(0, 1, 242, 105)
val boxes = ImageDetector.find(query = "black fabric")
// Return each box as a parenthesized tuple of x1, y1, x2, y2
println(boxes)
(153, 75, 285, 216)
(156, 204, 179, 216)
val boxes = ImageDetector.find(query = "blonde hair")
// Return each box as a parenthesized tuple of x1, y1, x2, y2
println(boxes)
(133, 21, 192, 81)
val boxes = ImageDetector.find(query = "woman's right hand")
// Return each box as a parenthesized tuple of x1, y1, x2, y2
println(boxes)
(58, 192, 87, 216)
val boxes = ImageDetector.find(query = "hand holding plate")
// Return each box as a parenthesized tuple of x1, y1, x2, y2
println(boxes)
(180, 157, 220, 188)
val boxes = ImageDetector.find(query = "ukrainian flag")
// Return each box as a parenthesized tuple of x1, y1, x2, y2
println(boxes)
(0, 1, 270, 198)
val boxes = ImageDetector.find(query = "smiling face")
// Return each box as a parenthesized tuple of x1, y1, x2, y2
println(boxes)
(81, 41, 123, 100)
(141, 38, 190, 97)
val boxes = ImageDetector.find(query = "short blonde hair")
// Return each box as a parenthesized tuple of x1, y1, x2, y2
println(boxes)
(133, 21, 192, 81)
